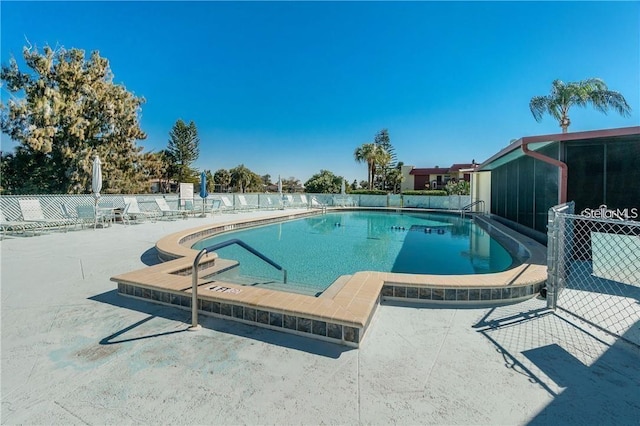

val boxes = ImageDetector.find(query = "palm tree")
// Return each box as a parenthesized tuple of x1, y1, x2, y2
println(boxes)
(529, 78, 631, 133)
(230, 164, 252, 193)
(354, 143, 387, 190)
(214, 168, 231, 192)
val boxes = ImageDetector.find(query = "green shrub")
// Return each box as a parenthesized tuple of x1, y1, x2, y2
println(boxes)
(349, 189, 388, 195)
(401, 190, 448, 196)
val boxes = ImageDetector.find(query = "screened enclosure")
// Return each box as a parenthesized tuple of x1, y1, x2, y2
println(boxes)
(484, 128, 640, 242)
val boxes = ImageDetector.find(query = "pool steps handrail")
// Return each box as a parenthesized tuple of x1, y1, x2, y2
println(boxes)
(309, 196, 327, 213)
(461, 200, 485, 217)
(189, 238, 288, 330)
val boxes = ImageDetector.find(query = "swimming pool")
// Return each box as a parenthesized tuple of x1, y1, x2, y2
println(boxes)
(192, 211, 517, 295)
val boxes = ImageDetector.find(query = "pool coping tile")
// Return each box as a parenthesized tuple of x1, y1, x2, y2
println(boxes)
(112, 209, 548, 347)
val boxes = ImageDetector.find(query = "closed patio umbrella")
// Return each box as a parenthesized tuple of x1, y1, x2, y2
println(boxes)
(92, 155, 103, 228)
(278, 175, 284, 209)
(199, 171, 208, 216)
(92, 155, 102, 204)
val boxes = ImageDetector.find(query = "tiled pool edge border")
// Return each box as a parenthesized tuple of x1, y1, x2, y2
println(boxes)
(116, 282, 367, 347)
(112, 209, 547, 348)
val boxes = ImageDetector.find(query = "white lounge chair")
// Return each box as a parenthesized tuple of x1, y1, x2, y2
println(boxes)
(265, 196, 281, 210)
(122, 197, 158, 224)
(0, 210, 42, 237)
(237, 195, 259, 210)
(285, 194, 294, 208)
(155, 198, 185, 220)
(219, 196, 235, 212)
(59, 203, 80, 230)
(210, 199, 222, 215)
(237, 195, 249, 210)
(19, 199, 74, 231)
(183, 199, 201, 217)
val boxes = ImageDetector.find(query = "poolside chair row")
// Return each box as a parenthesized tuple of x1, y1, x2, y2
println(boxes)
(208, 194, 311, 212)
(1, 194, 314, 237)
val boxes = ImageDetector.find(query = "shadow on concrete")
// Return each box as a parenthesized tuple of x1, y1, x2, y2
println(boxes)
(89, 289, 350, 359)
(526, 321, 640, 425)
(475, 306, 640, 424)
(140, 246, 162, 266)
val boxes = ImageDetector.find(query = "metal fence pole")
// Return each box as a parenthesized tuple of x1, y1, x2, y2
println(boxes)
(546, 208, 559, 310)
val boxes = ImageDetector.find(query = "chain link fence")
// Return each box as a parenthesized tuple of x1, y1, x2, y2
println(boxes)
(547, 202, 640, 345)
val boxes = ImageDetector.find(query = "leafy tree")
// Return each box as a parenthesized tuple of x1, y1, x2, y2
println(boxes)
(246, 171, 264, 192)
(156, 149, 177, 192)
(139, 151, 166, 193)
(354, 142, 387, 190)
(359, 180, 368, 190)
(373, 149, 392, 190)
(230, 164, 252, 193)
(351, 179, 358, 190)
(444, 180, 470, 195)
(282, 176, 301, 193)
(167, 119, 200, 182)
(1, 45, 147, 193)
(204, 169, 214, 193)
(214, 168, 231, 192)
(386, 168, 403, 194)
(374, 129, 398, 190)
(304, 170, 345, 193)
(0, 148, 53, 194)
(261, 174, 272, 186)
(529, 78, 631, 133)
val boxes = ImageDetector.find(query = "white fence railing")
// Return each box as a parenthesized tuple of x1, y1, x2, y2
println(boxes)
(0, 193, 471, 221)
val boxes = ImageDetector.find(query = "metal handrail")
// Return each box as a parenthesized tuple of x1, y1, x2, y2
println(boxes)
(310, 196, 327, 213)
(188, 239, 287, 330)
(461, 200, 485, 217)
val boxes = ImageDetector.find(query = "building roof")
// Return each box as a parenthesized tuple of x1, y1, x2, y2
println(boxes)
(449, 163, 476, 172)
(477, 126, 640, 171)
(409, 164, 476, 175)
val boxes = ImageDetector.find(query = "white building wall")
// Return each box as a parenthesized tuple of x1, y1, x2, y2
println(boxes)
(471, 171, 491, 214)
(401, 165, 415, 191)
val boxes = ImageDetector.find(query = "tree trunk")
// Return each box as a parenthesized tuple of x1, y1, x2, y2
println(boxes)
(560, 115, 570, 133)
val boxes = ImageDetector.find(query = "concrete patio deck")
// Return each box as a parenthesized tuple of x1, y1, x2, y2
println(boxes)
(1, 209, 639, 424)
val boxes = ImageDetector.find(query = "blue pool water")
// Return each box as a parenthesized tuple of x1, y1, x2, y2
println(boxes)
(192, 211, 515, 294)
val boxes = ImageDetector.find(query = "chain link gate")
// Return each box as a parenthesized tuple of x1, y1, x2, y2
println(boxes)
(547, 202, 640, 346)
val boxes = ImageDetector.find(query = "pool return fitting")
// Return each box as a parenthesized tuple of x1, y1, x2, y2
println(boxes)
(188, 239, 287, 331)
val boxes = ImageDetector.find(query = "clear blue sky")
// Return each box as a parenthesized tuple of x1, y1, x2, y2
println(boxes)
(2, 1, 639, 185)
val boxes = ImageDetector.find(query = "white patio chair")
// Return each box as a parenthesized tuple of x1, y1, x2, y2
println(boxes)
(76, 205, 108, 229)
(96, 201, 117, 225)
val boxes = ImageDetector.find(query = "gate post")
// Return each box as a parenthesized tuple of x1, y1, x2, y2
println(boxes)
(546, 208, 559, 310)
